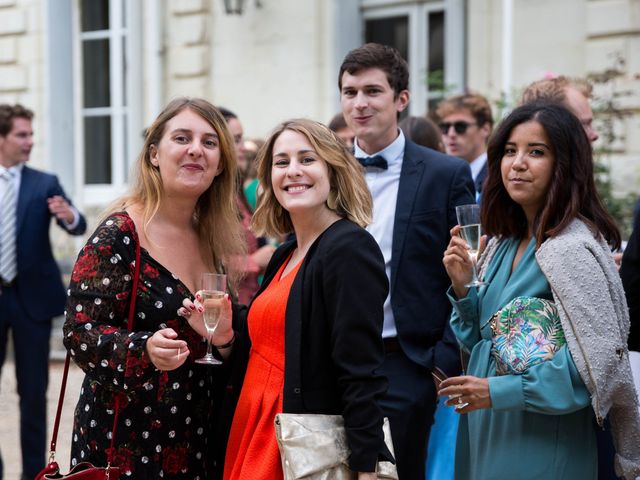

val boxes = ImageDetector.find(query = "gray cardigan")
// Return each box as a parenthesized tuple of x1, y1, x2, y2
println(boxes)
(479, 219, 640, 479)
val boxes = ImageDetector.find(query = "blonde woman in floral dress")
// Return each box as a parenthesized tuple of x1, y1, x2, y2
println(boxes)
(63, 98, 244, 479)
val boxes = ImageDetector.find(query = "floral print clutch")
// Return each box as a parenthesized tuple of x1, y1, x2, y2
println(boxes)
(489, 296, 566, 375)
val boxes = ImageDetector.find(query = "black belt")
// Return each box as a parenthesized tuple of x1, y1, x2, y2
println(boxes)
(383, 337, 401, 354)
(0, 277, 16, 287)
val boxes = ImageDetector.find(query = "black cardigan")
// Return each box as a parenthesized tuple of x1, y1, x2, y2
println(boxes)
(214, 218, 392, 474)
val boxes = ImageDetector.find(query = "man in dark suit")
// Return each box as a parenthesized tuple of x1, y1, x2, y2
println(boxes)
(621, 208, 640, 352)
(0, 104, 86, 480)
(339, 43, 475, 479)
(435, 92, 493, 199)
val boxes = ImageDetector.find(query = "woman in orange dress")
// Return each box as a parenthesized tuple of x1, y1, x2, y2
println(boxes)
(184, 119, 393, 479)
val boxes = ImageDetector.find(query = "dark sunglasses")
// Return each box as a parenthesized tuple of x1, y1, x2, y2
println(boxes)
(439, 121, 477, 135)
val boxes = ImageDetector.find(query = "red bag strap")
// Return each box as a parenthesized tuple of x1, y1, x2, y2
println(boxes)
(47, 237, 141, 463)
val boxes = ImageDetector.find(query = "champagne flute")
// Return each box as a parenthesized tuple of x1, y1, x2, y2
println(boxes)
(455, 204, 487, 288)
(195, 273, 227, 365)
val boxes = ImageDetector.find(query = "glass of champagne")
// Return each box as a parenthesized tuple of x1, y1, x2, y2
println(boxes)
(455, 204, 487, 288)
(195, 273, 227, 365)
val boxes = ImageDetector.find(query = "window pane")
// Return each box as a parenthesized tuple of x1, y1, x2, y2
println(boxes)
(81, 0, 109, 32)
(83, 39, 111, 108)
(365, 16, 409, 62)
(365, 16, 409, 119)
(84, 116, 112, 184)
(122, 37, 127, 106)
(428, 11, 445, 80)
(124, 115, 130, 182)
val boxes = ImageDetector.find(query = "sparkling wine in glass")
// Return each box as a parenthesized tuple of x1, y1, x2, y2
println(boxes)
(455, 204, 487, 288)
(195, 273, 227, 365)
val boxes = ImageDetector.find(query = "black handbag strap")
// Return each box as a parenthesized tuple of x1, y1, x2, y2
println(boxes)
(48, 237, 141, 463)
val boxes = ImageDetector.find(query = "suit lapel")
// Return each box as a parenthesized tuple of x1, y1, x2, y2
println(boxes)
(16, 166, 38, 236)
(475, 162, 488, 193)
(390, 140, 426, 293)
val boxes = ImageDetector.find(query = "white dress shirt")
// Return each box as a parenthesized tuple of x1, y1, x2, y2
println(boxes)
(0, 162, 23, 195)
(469, 152, 487, 182)
(354, 130, 405, 339)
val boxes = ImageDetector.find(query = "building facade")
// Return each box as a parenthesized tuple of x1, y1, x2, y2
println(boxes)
(0, 0, 638, 255)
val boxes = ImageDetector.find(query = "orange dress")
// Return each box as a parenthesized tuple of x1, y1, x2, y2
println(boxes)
(223, 256, 302, 480)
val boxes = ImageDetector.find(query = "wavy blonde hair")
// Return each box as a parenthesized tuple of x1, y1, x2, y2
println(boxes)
(252, 118, 372, 237)
(105, 97, 246, 289)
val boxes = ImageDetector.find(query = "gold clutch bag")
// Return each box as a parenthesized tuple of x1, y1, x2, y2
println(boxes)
(274, 413, 398, 479)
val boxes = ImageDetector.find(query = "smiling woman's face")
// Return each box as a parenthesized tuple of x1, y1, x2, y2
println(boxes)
(150, 108, 222, 198)
(500, 120, 555, 223)
(270, 129, 332, 219)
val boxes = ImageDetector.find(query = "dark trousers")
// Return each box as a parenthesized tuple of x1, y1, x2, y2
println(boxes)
(378, 349, 437, 480)
(596, 418, 620, 480)
(0, 285, 51, 479)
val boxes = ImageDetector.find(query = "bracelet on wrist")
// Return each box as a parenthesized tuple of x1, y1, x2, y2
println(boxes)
(213, 332, 235, 349)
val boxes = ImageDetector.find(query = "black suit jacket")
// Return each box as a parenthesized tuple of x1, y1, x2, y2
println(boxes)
(221, 219, 391, 472)
(390, 140, 475, 375)
(15, 165, 86, 320)
(475, 161, 488, 195)
(621, 208, 640, 350)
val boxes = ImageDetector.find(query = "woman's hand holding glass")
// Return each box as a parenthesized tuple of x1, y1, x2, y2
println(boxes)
(179, 290, 234, 360)
(443, 225, 487, 299)
(454, 204, 487, 288)
(437, 375, 492, 414)
(146, 328, 190, 371)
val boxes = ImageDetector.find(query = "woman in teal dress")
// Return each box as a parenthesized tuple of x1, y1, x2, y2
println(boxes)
(440, 102, 640, 480)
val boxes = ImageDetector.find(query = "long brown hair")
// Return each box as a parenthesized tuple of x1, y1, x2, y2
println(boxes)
(482, 101, 620, 249)
(252, 119, 373, 237)
(105, 97, 246, 287)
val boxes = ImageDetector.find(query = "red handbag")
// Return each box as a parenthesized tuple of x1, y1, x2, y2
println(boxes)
(36, 239, 140, 480)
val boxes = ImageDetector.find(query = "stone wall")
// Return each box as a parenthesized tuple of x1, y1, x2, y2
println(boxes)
(587, 0, 640, 195)
(0, 0, 47, 170)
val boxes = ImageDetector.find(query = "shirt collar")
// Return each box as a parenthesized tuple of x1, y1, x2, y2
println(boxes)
(354, 129, 405, 166)
(0, 162, 23, 177)
(469, 152, 487, 181)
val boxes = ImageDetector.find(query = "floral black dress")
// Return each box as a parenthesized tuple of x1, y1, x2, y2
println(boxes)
(63, 212, 215, 479)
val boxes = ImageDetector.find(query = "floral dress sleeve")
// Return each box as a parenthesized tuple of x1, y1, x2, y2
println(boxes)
(63, 213, 157, 391)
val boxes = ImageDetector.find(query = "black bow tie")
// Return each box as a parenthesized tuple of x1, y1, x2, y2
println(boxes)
(356, 155, 388, 170)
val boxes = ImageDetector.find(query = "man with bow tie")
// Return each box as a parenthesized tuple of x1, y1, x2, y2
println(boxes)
(0, 104, 86, 480)
(339, 43, 475, 479)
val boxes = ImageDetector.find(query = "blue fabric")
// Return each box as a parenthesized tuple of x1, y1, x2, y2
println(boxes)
(448, 237, 597, 480)
(426, 396, 458, 479)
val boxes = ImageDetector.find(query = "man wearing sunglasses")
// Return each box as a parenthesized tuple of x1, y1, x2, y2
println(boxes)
(435, 93, 493, 198)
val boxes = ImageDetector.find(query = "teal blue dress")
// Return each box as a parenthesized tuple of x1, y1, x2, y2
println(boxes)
(449, 237, 596, 480)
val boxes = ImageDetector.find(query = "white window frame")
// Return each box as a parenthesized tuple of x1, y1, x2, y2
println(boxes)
(73, 0, 142, 206)
(361, 0, 465, 115)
